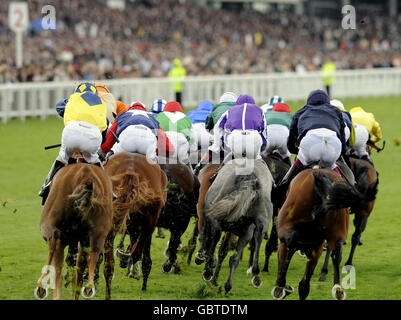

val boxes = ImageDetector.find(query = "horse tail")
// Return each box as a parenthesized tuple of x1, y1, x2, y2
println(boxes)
(313, 171, 361, 213)
(112, 172, 163, 216)
(353, 161, 379, 203)
(206, 174, 259, 223)
(68, 178, 104, 221)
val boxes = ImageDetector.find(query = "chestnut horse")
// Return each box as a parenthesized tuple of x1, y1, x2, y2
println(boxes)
(103, 152, 167, 299)
(271, 168, 362, 300)
(318, 157, 379, 281)
(35, 163, 114, 300)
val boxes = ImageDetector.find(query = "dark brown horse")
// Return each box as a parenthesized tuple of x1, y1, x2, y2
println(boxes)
(271, 168, 363, 300)
(318, 157, 379, 281)
(156, 163, 200, 273)
(34, 164, 114, 300)
(103, 152, 167, 299)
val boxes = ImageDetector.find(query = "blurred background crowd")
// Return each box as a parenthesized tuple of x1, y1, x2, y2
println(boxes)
(1, 0, 401, 83)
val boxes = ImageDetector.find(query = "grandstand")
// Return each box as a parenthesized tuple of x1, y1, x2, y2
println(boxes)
(1, 0, 401, 83)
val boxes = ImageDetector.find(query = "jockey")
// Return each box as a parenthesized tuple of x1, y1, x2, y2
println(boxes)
(263, 102, 293, 166)
(154, 101, 197, 165)
(150, 98, 167, 114)
(205, 92, 237, 132)
(276, 90, 348, 196)
(261, 95, 285, 113)
(210, 94, 268, 161)
(38, 82, 109, 205)
(101, 101, 175, 162)
(95, 83, 128, 119)
(187, 100, 214, 152)
(349, 106, 382, 165)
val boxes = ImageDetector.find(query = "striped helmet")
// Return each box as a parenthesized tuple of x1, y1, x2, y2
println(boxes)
(75, 82, 97, 95)
(151, 99, 167, 113)
(267, 95, 284, 106)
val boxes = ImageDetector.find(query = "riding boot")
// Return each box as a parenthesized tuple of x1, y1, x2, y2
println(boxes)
(38, 160, 65, 205)
(94, 162, 117, 200)
(105, 150, 114, 161)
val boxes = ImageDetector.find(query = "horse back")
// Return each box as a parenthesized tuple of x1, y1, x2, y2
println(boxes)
(40, 164, 114, 242)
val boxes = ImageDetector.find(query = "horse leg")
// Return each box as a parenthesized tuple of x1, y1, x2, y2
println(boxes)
(64, 241, 78, 288)
(299, 243, 324, 300)
(52, 239, 65, 300)
(202, 229, 221, 282)
(248, 232, 256, 271)
(187, 221, 199, 265)
(331, 238, 347, 300)
(72, 242, 89, 300)
(263, 215, 278, 272)
(345, 214, 368, 266)
(318, 245, 331, 282)
(211, 232, 231, 286)
(224, 228, 254, 294)
(141, 235, 153, 291)
(249, 222, 266, 289)
(103, 231, 116, 300)
(35, 234, 57, 300)
(271, 242, 296, 300)
(162, 229, 183, 274)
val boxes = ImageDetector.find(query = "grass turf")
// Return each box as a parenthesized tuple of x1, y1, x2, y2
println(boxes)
(0, 95, 400, 300)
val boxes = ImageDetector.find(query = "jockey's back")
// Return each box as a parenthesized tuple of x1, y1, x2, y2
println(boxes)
(63, 91, 107, 132)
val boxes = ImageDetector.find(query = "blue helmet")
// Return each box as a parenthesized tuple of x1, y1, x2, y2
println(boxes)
(75, 82, 98, 95)
(267, 95, 284, 106)
(151, 99, 167, 113)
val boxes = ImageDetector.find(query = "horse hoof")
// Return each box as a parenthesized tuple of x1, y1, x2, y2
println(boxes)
(194, 251, 205, 265)
(81, 286, 96, 300)
(271, 286, 286, 300)
(331, 284, 346, 300)
(297, 250, 307, 258)
(318, 273, 327, 282)
(251, 275, 263, 288)
(162, 262, 173, 274)
(202, 270, 212, 282)
(163, 248, 170, 259)
(34, 286, 48, 300)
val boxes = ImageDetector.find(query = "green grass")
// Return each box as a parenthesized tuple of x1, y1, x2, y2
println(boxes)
(1, 95, 401, 300)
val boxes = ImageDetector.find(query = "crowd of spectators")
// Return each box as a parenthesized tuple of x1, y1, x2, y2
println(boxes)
(1, 0, 401, 83)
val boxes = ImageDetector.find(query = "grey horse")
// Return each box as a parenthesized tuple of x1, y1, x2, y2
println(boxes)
(198, 158, 274, 294)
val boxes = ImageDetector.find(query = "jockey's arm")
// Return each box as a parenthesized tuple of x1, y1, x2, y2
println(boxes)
(156, 127, 176, 157)
(370, 121, 382, 143)
(56, 98, 68, 118)
(209, 112, 227, 153)
(101, 120, 118, 153)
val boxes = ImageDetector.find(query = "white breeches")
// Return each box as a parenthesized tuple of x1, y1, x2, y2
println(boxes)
(297, 128, 342, 169)
(111, 125, 157, 161)
(265, 124, 291, 159)
(352, 123, 370, 157)
(226, 129, 263, 160)
(59, 121, 102, 164)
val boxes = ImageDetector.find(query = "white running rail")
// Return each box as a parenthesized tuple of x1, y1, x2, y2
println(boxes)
(1, 67, 401, 123)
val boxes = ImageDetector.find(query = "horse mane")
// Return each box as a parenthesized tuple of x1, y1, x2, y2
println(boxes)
(312, 170, 362, 217)
(67, 166, 106, 222)
(111, 171, 164, 232)
(205, 173, 260, 223)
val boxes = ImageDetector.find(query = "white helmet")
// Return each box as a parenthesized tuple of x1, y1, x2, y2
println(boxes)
(219, 92, 237, 104)
(330, 99, 345, 110)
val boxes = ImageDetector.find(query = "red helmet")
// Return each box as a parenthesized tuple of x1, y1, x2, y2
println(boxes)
(272, 103, 290, 113)
(129, 101, 146, 111)
(164, 101, 183, 113)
